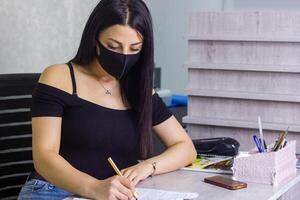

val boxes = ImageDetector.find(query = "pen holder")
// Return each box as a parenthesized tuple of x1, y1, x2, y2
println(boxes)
(232, 140, 297, 186)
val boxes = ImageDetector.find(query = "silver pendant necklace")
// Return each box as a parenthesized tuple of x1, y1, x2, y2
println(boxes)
(98, 80, 118, 95)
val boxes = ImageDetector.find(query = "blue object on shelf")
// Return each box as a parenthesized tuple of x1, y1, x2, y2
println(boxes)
(168, 95, 188, 108)
(167, 103, 177, 108)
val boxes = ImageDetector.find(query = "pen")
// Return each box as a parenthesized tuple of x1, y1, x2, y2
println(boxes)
(258, 116, 265, 152)
(272, 127, 289, 151)
(281, 127, 289, 150)
(259, 138, 267, 151)
(253, 135, 263, 153)
(285, 126, 289, 137)
(272, 133, 284, 151)
(282, 140, 287, 148)
(108, 157, 139, 199)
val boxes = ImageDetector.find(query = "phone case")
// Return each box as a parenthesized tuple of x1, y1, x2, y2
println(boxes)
(204, 176, 247, 190)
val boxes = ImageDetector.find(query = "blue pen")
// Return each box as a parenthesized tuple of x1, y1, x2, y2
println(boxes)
(253, 135, 263, 153)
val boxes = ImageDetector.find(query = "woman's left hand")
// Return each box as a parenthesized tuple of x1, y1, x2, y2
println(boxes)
(121, 161, 154, 186)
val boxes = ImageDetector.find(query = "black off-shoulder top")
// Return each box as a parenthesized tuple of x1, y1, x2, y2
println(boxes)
(30, 62, 173, 180)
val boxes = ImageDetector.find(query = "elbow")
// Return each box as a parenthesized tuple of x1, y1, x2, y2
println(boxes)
(33, 164, 43, 177)
(32, 150, 52, 176)
(180, 139, 197, 166)
(186, 139, 197, 164)
(190, 143, 197, 162)
(33, 153, 44, 175)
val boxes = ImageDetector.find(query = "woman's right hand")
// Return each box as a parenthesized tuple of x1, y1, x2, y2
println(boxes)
(91, 175, 135, 200)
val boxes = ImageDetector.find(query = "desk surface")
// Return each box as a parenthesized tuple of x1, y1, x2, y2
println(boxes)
(138, 169, 300, 200)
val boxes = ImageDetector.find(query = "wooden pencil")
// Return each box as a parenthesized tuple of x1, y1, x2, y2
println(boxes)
(108, 157, 139, 199)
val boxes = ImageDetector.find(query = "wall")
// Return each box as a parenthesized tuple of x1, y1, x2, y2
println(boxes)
(0, 0, 98, 73)
(1, 0, 300, 93)
(146, 0, 224, 93)
(0, 0, 224, 94)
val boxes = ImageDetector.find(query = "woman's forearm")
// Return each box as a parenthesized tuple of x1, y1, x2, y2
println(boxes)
(145, 140, 197, 175)
(33, 151, 99, 199)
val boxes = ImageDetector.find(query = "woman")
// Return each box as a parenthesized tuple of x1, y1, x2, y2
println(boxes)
(18, 0, 196, 199)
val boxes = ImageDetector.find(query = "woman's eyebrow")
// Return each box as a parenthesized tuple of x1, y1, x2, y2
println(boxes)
(108, 38, 143, 45)
(131, 41, 143, 45)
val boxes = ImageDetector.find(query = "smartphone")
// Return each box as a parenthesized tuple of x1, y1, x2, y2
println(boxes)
(204, 176, 247, 190)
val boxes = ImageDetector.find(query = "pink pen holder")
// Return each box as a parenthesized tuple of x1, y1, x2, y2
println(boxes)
(232, 140, 297, 186)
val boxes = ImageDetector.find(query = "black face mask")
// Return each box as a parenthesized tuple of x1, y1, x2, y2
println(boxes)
(96, 40, 141, 80)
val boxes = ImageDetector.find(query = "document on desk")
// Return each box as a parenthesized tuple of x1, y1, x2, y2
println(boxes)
(136, 188, 199, 200)
(64, 188, 199, 200)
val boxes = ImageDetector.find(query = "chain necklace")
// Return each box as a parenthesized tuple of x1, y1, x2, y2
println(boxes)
(98, 80, 119, 95)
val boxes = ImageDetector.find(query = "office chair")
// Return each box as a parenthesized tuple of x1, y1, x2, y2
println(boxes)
(0, 73, 40, 200)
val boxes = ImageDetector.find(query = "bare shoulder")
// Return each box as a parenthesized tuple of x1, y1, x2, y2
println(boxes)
(152, 89, 155, 95)
(38, 63, 72, 94)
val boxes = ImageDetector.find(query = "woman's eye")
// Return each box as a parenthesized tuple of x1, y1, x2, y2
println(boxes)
(131, 48, 141, 52)
(108, 45, 119, 50)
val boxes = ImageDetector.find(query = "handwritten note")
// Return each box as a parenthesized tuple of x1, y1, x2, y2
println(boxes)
(64, 187, 199, 200)
(136, 188, 199, 200)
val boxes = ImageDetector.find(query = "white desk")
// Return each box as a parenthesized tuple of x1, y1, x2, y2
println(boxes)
(137, 169, 300, 200)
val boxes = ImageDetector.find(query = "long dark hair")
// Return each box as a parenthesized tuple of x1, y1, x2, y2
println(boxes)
(70, 0, 154, 159)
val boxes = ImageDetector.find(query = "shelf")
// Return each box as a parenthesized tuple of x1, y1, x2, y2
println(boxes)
(185, 34, 300, 43)
(186, 89, 300, 103)
(184, 62, 300, 73)
(182, 116, 300, 132)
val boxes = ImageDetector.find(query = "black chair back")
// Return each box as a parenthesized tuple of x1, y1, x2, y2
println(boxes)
(0, 74, 40, 200)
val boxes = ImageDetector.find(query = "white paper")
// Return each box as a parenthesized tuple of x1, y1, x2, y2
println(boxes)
(136, 188, 199, 200)
(64, 187, 199, 200)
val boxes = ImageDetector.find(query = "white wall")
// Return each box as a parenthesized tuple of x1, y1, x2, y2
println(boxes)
(0, 0, 98, 73)
(1, 0, 300, 93)
(146, 0, 224, 94)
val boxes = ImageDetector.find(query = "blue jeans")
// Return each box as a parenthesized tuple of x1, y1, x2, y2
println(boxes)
(18, 178, 73, 200)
